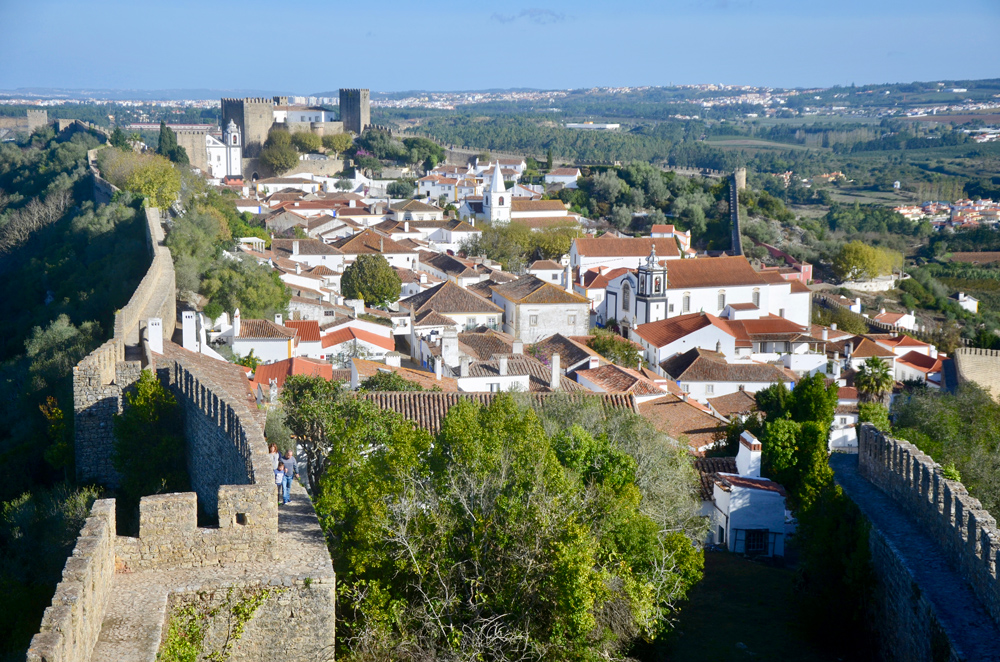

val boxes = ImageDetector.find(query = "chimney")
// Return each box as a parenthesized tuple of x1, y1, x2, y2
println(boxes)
(275, 314, 283, 325)
(292, 240, 299, 256)
(831, 322, 837, 331)
(233, 308, 241, 337)
(499, 355, 508, 376)
(296, 263, 301, 274)
(460, 356, 470, 378)
(910, 310, 915, 317)
(550, 353, 561, 390)
(182, 311, 197, 351)
(930, 345, 938, 359)
(148, 318, 163, 354)
(441, 327, 459, 367)
(880, 308, 886, 315)
(404, 221, 409, 233)
(198, 313, 208, 352)
(846, 341, 853, 358)
(833, 350, 841, 379)
(434, 357, 443, 380)
(564, 264, 572, 292)
(736, 431, 762, 478)
(512, 340, 523, 355)
(589, 355, 600, 369)
(822, 328, 829, 340)
(419, 273, 427, 284)
(715, 340, 722, 353)
(349, 199, 356, 208)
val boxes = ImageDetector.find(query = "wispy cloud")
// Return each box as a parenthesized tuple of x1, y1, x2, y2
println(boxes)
(491, 8, 569, 25)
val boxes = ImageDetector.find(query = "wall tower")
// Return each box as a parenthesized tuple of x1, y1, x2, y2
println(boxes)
(220, 97, 274, 158)
(339, 88, 370, 134)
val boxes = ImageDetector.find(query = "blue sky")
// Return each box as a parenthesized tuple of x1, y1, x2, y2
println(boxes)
(1, 0, 998, 94)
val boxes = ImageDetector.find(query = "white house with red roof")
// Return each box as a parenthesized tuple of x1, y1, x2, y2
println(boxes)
(708, 432, 788, 557)
(650, 224, 693, 255)
(872, 308, 917, 331)
(895, 350, 945, 388)
(570, 234, 683, 272)
(284, 320, 324, 359)
(228, 312, 299, 364)
(322, 327, 397, 366)
(831, 387, 859, 451)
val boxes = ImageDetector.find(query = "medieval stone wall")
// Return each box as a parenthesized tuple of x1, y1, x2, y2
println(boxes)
(25, 500, 117, 662)
(174, 128, 210, 172)
(858, 425, 1000, 628)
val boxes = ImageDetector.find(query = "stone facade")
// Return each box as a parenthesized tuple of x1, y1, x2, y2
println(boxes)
(221, 98, 274, 159)
(174, 128, 211, 172)
(75, 205, 177, 486)
(339, 88, 370, 135)
(858, 424, 1000, 630)
(954, 347, 1000, 399)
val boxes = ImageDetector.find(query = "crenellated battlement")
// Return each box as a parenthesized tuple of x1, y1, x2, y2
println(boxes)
(858, 424, 1000, 628)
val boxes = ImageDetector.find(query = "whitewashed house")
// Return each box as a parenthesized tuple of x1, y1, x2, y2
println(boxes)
(544, 167, 581, 189)
(489, 275, 591, 343)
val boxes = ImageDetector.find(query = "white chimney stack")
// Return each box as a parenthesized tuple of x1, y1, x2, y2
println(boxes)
(233, 308, 241, 337)
(275, 314, 283, 325)
(460, 356, 470, 378)
(564, 264, 572, 292)
(182, 311, 197, 351)
(292, 240, 299, 256)
(831, 322, 837, 331)
(404, 221, 409, 233)
(147, 318, 163, 354)
(499, 355, 508, 376)
(512, 340, 523, 355)
(737, 431, 762, 478)
(435, 357, 443, 380)
(550, 353, 561, 391)
(822, 328, 829, 341)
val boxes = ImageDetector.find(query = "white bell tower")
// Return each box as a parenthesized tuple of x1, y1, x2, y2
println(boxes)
(482, 162, 510, 225)
(224, 119, 242, 178)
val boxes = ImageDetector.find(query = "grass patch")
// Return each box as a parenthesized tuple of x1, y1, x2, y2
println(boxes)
(660, 551, 842, 662)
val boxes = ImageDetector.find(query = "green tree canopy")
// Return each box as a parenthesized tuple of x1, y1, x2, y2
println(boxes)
(587, 328, 643, 368)
(286, 387, 704, 662)
(855, 356, 893, 405)
(322, 132, 353, 155)
(291, 131, 322, 153)
(259, 128, 298, 175)
(832, 241, 902, 282)
(198, 257, 290, 319)
(358, 371, 424, 392)
(340, 254, 402, 308)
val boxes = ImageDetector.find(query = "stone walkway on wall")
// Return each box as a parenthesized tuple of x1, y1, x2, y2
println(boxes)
(830, 454, 1000, 659)
(90, 482, 333, 662)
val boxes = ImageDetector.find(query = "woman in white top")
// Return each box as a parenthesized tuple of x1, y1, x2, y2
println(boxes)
(268, 443, 280, 472)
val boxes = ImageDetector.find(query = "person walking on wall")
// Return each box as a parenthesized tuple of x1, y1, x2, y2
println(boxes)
(280, 450, 298, 505)
(268, 443, 282, 504)
(269, 443, 280, 471)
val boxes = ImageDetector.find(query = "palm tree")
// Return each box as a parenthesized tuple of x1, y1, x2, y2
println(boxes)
(855, 356, 894, 405)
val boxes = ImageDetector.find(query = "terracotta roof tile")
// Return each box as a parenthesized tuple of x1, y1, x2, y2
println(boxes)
(573, 235, 680, 258)
(639, 394, 726, 453)
(707, 390, 758, 418)
(402, 281, 504, 315)
(511, 199, 568, 213)
(694, 456, 738, 500)
(491, 275, 590, 305)
(283, 320, 321, 342)
(329, 229, 414, 255)
(239, 319, 298, 340)
(664, 256, 767, 289)
(714, 473, 787, 496)
(251, 357, 332, 390)
(352, 357, 458, 391)
(529, 334, 599, 369)
(458, 329, 515, 360)
(575, 364, 665, 396)
(322, 327, 396, 351)
(633, 312, 735, 347)
(660, 348, 797, 384)
(459, 356, 585, 392)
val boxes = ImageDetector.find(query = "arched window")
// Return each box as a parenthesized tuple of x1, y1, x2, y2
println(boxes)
(718, 290, 726, 310)
(622, 282, 631, 311)
(682, 293, 691, 313)
(654, 277, 662, 292)
(752, 288, 760, 307)
(499, 196, 504, 206)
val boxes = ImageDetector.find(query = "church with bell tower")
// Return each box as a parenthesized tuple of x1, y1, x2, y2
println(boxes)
(635, 244, 669, 325)
(206, 120, 242, 180)
(482, 162, 511, 224)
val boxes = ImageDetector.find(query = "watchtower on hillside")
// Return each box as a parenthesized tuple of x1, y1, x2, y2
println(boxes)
(339, 88, 370, 134)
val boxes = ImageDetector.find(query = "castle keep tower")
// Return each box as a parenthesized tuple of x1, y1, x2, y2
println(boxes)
(339, 88, 370, 134)
(220, 97, 274, 158)
(26, 109, 48, 133)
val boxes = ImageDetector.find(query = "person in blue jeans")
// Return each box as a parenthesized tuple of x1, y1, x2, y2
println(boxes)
(280, 450, 298, 504)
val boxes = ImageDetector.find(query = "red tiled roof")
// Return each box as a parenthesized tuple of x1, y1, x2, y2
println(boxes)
(896, 350, 944, 373)
(239, 319, 298, 340)
(402, 280, 504, 315)
(694, 456, 738, 500)
(322, 327, 396, 351)
(547, 168, 581, 176)
(632, 312, 735, 348)
(284, 320, 321, 342)
(251, 357, 333, 390)
(575, 364, 666, 396)
(707, 390, 758, 418)
(850, 338, 896, 359)
(329, 229, 414, 255)
(638, 394, 726, 454)
(491, 275, 590, 305)
(664, 256, 767, 289)
(352, 358, 458, 391)
(573, 235, 680, 259)
(874, 311, 908, 324)
(580, 267, 631, 290)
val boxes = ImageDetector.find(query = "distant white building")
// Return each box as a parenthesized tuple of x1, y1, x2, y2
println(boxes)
(951, 292, 979, 314)
(544, 167, 581, 189)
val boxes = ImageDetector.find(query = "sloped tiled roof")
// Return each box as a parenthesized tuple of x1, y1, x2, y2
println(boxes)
(491, 275, 590, 305)
(238, 319, 298, 340)
(458, 329, 515, 360)
(401, 280, 503, 315)
(851, 337, 897, 359)
(511, 216, 581, 230)
(873, 311, 908, 324)
(357, 391, 638, 436)
(251, 357, 332, 390)
(329, 229, 414, 255)
(414, 310, 460, 327)
(664, 256, 767, 289)
(694, 456, 738, 500)
(272, 238, 343, 256)
(897, 350, 944, 374)
(458, 356, 585, 392)
(322, 327, 396, 351)
(714, 473, 787, 496)
(580, 267, 632, 290)
(707, 390, 758, 418)
(352, 358, 458, 391)
(638, 394, 726, 454)
(511, 199, 567, 213)
(529, 334, 599, 369)
(633, 312, 735, 348)
(284, 320, 321, 342)
(660, 348, 796, 384)
(575, 364, 666, 396)
(389, 199, 444, 213)
(529, 259, 563, 271)
(422, 252, 478, 278)
(573, 235, 680, 259)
